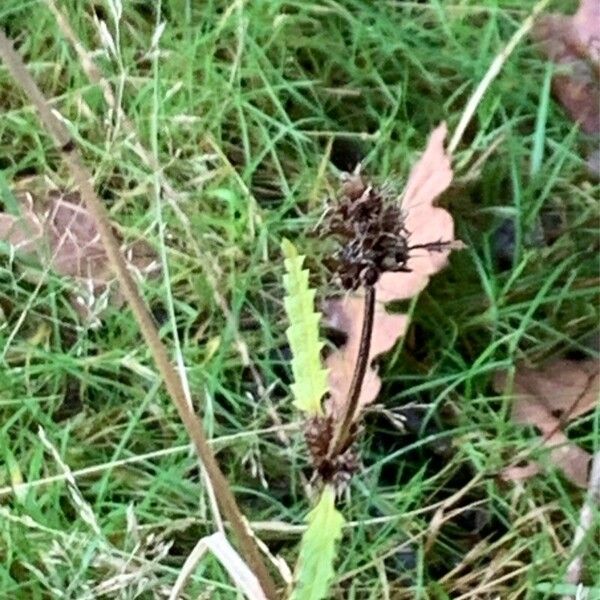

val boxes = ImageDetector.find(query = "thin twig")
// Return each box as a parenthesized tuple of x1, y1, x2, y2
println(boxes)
(168, 532, 268, 600)
(562, 451, 600, 600)
(330, 285, 376, 456)
(150, 2, 224, 535)
(448, 0, 551, 154)
(0, 29, 278, 600)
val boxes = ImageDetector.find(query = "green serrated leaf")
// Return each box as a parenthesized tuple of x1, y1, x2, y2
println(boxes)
(281, 239, 328, 415)
(292, 485, 344, 600)
(281, 237, 298, 259)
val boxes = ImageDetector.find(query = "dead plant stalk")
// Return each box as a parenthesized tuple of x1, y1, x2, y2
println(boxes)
(330, 285, 376, 457)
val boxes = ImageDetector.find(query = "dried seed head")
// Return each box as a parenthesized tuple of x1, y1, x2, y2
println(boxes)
(324, 174, 411, 290)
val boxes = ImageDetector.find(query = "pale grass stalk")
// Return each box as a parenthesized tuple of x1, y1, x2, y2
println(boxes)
(92, 537, 173, 598)
(0, 271, 49, 361)
(425, 499, 488, 553)
(299, 129, 379, 139)
(452, 565, 532, 600)
(45, 0, 182, 208)
(562, 451, 600, 600)
(169, 532, 267, 600)
(375, 559, 391, 600)
(247, 526, 294, 587)
(228, 2, 247, 87)
(338, 489, 486, 583)
(386, 2, 527, 16)
(37, 427, 103, 538)
(50, 0, 262, 235)
(448, 0, 551, 155)
(2, 472, 487, 538)
(146, 3, 224, 536)
(437, 540, 489, 584)
(459, 132, 507, 181)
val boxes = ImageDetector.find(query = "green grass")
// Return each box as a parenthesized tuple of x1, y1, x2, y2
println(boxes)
(0, 0, 598, 598)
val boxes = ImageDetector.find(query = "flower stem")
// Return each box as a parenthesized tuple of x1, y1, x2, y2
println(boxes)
(330, 285, 376, 457)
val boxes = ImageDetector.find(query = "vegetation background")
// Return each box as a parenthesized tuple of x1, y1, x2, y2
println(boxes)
(0, 0, 598, 598)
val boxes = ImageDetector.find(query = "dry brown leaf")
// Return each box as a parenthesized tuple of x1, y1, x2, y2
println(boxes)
(326, 123, 457, 421)
(0, 189, 160, 321)
(533, 0, 600, 135)
(46, 191, 112, 283)
(494, 359, 600, 488)
(377, 122, 456, 303)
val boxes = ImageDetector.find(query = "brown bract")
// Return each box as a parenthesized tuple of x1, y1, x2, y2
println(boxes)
(494, 359, 600, 488)
(325, 123, 458, 421)
(0, 190, 160, 320)
(533, 0, 600, 135)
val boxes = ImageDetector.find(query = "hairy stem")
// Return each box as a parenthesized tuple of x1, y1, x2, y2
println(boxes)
(0, 30, 278, 600)
(330, 285, 376, 457)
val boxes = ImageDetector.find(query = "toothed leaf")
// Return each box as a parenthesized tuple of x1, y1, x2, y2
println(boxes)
(282, 239, 328, 415)
(292, 485, 344, 600)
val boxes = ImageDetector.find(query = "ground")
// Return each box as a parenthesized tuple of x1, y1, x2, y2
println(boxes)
(0, 1, 598, 599)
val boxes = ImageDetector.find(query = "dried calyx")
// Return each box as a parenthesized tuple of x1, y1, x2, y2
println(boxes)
(304, 415, 360, 489)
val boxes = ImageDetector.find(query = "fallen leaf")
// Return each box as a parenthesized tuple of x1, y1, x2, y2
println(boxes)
(533, 0, 600, 135)
(326, 123, 458, 421)
(326, 295, 409, 421)
(377, 122, 456, 302)
(46, 191, 114, 283)
(585, 148, 600, 179)
(494, 359, 600, 488)
(0, 192, 44, 253)
(0, 189, 160, 321)
(500, 462, 543, 483)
